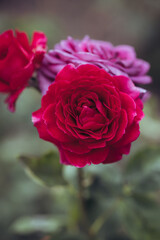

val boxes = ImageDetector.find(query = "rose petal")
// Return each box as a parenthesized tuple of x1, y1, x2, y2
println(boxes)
(103, 143, 131, 164)
(63, 147, 110, 167)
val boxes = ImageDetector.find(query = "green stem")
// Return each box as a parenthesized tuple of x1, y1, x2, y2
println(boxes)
(77, 168, 98, 240)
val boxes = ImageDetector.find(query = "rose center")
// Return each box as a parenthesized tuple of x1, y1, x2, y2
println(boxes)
(79, 105, 97, 124)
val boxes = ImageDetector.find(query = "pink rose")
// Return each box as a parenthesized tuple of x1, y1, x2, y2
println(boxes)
(38, 36, 151, 100)
(32, 64, 144, 167)
(0, 30, 47, 112)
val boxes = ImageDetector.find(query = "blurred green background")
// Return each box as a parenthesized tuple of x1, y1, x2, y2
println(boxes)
(0, 1, 160, 240)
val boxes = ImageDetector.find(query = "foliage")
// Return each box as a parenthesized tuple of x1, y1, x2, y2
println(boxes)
(8, 144, 159, 240)
(19, 151, 67, 188)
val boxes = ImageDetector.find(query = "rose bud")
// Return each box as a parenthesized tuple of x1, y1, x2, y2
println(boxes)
(0, 30, 47, 112)
(32, 64, 144, 167)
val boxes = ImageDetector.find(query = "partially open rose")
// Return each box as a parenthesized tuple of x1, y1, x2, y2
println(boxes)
(0, 30, 47, 112)
(33, 64, 144, 167)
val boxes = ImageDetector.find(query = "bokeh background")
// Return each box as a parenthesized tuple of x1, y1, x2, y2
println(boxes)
(0, 1, 160, 240)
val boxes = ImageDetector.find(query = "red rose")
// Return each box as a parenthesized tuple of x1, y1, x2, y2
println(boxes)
(32, 64, 144, 167)
(0, 30, 47, 112)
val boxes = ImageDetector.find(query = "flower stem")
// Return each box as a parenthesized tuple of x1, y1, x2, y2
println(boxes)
(77, 168, 98, 240)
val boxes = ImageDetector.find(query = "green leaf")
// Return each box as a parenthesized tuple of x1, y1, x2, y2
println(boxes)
(124, 146, 160, 192)
(19, 151, 67, 187)
(11, 215, 66, 234)
(137, 171, 160, 192)
(125, 146, 160, 175)
(117, 198, 160, 240)
(141, 116, 160, 143)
